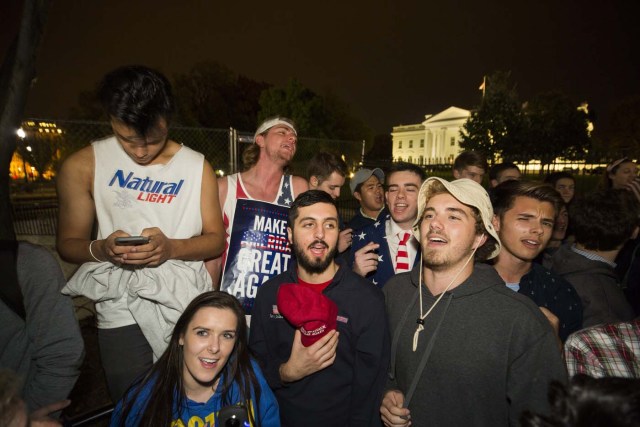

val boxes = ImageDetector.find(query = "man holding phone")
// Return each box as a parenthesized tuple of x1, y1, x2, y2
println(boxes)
(57, 65, 225, 401)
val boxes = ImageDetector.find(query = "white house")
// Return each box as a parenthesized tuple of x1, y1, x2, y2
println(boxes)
(391, 106, 470, 165)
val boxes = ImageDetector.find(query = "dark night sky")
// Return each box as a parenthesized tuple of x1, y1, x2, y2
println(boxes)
(12, 0, 640, 135)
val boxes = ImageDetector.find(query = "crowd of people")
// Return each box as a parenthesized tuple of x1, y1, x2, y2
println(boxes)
(2, 65, 639, 426)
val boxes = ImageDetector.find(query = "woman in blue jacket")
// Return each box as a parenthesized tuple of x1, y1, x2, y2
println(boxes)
(111, 291, 279, 426)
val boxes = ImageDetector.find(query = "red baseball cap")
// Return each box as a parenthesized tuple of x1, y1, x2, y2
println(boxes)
(277, 283, 338, 347)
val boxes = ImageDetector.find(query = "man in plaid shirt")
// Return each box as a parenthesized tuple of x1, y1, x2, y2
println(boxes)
(564, 317, 640, 378)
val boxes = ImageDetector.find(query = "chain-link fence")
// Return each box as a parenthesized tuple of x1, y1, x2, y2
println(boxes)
(11, 119, 366, 235)
(16, 119, 365, 177)
(11, 119, 624, 236)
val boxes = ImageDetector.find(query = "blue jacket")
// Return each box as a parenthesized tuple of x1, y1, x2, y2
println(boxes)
(346, 206, 388, 233)
(349, 215, 420, 288)
(110, 359, 280, 426)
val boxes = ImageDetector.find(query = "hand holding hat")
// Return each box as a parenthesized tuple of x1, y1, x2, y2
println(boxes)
(277, 283, 338, 347)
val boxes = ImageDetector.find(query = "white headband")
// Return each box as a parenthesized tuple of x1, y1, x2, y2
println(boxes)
(254, 118, 297, 141)
(607, 157, 630, 173)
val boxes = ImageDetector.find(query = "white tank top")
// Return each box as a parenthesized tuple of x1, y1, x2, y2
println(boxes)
(92, 136, 206, 328)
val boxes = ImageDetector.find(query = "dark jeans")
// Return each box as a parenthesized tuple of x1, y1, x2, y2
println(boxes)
(98, 324, 153, 403)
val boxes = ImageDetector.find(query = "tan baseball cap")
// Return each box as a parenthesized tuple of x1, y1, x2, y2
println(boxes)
(413, 177, 501, 259)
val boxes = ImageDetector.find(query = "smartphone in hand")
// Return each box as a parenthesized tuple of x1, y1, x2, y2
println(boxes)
(114, 236, 149, 246)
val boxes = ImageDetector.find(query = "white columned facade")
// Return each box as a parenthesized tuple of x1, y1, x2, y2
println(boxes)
(392, 106, 471, 165)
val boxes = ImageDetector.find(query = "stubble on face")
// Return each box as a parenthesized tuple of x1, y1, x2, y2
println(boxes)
(289, 203, 340, 277)
(260, 125, 297, 166)
(420, 193, 480, 272)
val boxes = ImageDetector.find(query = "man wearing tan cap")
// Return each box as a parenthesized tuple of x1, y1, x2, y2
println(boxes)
(210, 116, 308, 315)
(381, 177, 565, 427)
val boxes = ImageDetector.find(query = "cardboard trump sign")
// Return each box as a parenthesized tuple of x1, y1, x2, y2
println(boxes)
(220, 199, 292, 314)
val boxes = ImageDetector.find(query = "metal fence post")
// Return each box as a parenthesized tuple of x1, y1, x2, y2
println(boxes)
(229, 127, 237, 174)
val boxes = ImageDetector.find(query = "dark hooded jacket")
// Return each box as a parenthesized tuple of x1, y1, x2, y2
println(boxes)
(249, 258, 390, 427)
(550, 244, 634, 327)
(384, 263, 566, 427)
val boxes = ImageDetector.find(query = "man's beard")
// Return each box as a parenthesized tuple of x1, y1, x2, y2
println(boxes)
(293, 239, 338, 275)
(422, 245, 475, 272)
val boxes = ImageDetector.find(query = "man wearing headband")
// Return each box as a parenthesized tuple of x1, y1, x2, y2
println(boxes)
(212, 117, 308, 315)
(603, 157, 637, 190)
(381, 177, 565, 427)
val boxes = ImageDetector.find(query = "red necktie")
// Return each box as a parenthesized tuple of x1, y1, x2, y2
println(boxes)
(395, 231, 411, 273)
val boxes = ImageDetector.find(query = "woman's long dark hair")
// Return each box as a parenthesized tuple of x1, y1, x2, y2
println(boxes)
(116, 291, 262, 426)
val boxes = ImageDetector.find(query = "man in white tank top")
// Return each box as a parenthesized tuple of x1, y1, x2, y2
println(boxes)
(209, 117, 308, 316)
(56, 66, 225, 401)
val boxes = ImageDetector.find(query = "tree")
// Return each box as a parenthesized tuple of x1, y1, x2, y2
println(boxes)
(68, 89, 104, 121)
(365, 133, 392, 164)
(522, 92, 591, 173)
(0, 0, 51, 239)
(461, 72, 592, 170)
(460, 71, 525, 164)
(172, 61, 270, 131)
(608, 96, 640, 158)
(258, 79, 325, 136)
(258, 79, 370, 141)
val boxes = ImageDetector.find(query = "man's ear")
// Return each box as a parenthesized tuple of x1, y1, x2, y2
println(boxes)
(490, 179, 498, 188)
(453, 169, 461, 179)
(473, 234, 487, 250)
(255, 134, 265, 148)
(287, 227, 293, 245)
(353, 191, 362, 202)
(492, 214, 501, 233)
(309, 176, 319, 189)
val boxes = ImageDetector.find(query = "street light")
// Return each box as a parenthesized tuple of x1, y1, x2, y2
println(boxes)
(16, 127, 29, 183)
